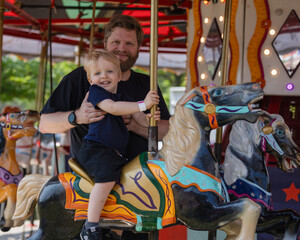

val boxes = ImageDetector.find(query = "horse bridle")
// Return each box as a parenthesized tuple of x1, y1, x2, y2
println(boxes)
(182, 86, 251, 129)
(0, 113, 24, 140)
(259, 119, 284, 156)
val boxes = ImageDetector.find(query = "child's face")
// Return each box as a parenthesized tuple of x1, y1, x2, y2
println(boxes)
(89, 58, 121, 93)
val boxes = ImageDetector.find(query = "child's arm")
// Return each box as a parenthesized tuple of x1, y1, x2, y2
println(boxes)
(131, 109, 161, 128)
(97, 91, 159, 116)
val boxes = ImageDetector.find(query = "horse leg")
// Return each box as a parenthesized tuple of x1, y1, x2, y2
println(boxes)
(218, 199, 260, 240)
(148, 230, 159, 240)
(235, 198, 261, 240)
(173, 189, 260, 240)
(0, 184, 20, 228)
(256, 208, 300, 240)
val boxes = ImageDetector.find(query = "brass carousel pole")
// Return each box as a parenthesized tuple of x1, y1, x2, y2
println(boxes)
(148, 0, 159, 159)
(209, 0, 232, 240)
(89, 0, 96, 53)
(214, 0, 232, 160)
(0, 0, 4, 95)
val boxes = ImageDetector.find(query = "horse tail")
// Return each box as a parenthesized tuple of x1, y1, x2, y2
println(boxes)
(12, 174, 51, 221)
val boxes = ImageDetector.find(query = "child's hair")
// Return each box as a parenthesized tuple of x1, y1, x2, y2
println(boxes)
(84, 50, 121, 78)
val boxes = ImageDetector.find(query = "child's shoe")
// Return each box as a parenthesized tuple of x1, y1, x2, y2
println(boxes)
(80, 225, 102, 240)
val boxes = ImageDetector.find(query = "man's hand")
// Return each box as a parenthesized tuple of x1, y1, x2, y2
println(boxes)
(76, 92, 106, 124)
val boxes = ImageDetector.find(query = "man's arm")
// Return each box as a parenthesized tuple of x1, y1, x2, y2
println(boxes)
(39, 92, 106, 134)
(39, 111, 73, 134)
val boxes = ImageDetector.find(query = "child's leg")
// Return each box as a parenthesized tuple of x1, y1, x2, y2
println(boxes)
(88, 181, 116, 222)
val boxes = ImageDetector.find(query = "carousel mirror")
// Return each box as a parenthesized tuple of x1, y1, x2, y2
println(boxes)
(272, 10, 300, 78)
(203, 18, 223, 80)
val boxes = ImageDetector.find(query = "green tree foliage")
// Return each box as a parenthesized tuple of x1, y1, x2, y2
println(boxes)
(133, 66, 186, 108)
(0, 55, 77, 110)
(0, 55, 185, 112)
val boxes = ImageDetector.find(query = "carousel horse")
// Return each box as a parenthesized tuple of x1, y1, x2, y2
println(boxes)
(0, 110, 39, 231)
(222, 112, 300, 240)
(13, 83, 264, 240)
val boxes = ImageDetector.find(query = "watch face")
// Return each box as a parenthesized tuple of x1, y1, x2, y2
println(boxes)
(68, 112, 76, 124)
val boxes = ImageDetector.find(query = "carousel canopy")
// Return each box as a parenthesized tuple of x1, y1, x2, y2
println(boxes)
(2, 0, 190, 68)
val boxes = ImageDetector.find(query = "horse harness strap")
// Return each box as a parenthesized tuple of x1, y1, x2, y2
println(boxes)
(0, 166, 23, 185)
(150, 159, 225, 200)
(0, 114, 24, 140)
(226, 177, 273, 210)
(183, 86, 251, 129)
(259, 120, 284, 155)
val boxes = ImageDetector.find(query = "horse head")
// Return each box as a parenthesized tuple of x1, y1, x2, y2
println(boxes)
(258, 112, 300, 172)
(180, 83, 264, 132)
(161, 83, 264, 176)
(0, 110, 39, 141)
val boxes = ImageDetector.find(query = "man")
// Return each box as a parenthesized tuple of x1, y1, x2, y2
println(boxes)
(39, 14, 170, 240)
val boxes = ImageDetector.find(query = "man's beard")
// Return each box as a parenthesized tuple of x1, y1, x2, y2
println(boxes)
(112, 50, 139, 72)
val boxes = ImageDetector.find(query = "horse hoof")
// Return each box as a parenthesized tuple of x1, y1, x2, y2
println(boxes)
(1, 227, 11, 232)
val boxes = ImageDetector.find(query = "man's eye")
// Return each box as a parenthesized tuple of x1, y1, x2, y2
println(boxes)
(95, 72, 100, 75)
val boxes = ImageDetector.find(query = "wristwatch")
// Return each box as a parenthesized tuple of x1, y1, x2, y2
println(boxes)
(68, 111, 79, 126)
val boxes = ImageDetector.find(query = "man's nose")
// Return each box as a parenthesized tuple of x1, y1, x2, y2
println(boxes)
(117, 42, 126, 51)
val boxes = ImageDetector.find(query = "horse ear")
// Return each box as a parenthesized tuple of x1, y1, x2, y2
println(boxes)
(1, 106, 20, 114)
(260, 110, 273, 124)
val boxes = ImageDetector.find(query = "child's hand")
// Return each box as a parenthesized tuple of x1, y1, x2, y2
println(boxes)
(146, 108, 161, 122)
(144, 91, 159, 109)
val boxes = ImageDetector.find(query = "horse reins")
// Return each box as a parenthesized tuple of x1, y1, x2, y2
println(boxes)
(0, 114, 24, 140)
(259, 119, 284, 156)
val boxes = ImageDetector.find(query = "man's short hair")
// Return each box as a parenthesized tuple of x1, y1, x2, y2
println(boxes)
(84, 49, 121, 78)
(104, 14, 144, 47)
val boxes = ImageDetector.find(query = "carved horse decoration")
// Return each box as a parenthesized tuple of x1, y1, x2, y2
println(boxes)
(13, 83, 263, 240)
(222, 112, 300, 240)
(0, 110, 39, 231)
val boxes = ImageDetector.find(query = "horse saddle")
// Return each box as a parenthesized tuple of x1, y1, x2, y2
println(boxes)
(58, 152, 176, 231)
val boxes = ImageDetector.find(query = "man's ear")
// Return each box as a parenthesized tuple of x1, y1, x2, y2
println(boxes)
(87, 76, 92, 84)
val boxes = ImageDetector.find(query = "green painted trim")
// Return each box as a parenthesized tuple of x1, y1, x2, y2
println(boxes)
(111, 152, 166, 218)
(73, 173, 90, 199)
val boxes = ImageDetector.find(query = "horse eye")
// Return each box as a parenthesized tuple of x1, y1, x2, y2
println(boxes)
(276, 128, 285, 136)
(213, 89, 223, 97)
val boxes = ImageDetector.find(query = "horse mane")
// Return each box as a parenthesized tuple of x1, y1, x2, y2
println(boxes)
(160, 89, 201, 176)
(0, 128, 5, 155)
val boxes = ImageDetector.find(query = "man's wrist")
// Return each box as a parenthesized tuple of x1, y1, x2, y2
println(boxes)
(68, 111, 79, 126)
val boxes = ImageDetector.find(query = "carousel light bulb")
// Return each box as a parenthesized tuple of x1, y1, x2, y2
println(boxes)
(204, 0, 209, 5)
(200, 37, 205, 43)
(271, 69, 278, 76)
(201, 73, 206, 80)
(218, 71, 221, 77)
(269, 29, 276, 35)
(264, 49, 270, 55)
(286, 83, 294, 91)
(219, 16, 224, 22)
(204, 18, 209, 24)
(198, 56, 203, 62)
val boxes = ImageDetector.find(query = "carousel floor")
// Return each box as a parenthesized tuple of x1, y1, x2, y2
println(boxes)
(0, 220, 39, 240)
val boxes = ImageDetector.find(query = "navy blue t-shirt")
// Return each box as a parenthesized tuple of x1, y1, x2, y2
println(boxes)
(40, 67, 171, 160)
(84, 85, 133, 154)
